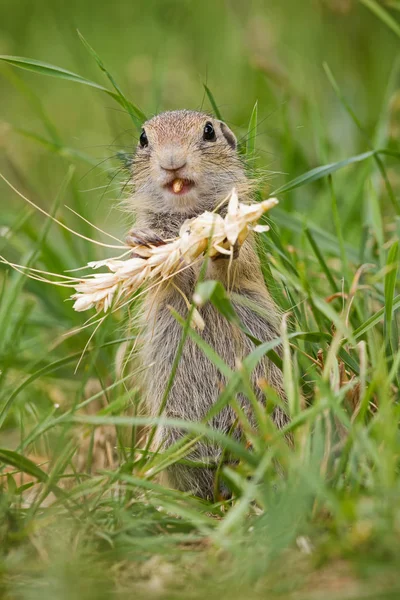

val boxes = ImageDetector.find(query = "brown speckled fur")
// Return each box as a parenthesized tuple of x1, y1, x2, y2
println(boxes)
(128, 110, 288, 499)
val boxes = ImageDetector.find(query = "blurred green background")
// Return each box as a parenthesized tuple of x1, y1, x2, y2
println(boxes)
(0, 0, 399, 241)
(1, 3, 400, 598)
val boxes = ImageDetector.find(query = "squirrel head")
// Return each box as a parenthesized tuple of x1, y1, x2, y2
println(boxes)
(131, 110, 249, 215)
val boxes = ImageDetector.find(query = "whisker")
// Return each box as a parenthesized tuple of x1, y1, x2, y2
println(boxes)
(79, 153, 122, 183)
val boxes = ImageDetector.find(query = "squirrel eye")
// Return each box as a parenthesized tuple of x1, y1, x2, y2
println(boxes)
(203, 121, 216, 141)
(139, 129, 148, 148)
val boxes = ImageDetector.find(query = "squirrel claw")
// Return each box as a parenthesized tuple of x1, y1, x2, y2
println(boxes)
(126, 228, 166, 248)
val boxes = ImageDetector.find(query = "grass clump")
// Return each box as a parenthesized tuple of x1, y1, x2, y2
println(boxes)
(0, 1, 400, 598)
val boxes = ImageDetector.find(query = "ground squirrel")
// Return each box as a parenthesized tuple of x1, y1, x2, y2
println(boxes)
(127, 110, 287, 500)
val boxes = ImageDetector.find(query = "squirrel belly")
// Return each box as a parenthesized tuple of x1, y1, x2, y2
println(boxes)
(139, 238, 287, 500)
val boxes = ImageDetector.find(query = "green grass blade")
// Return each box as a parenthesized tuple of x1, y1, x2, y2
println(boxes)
(323, 62, 400, 215)
(354, 294, 400, 339)
(14, 128, 105, 167)
(172, 308, 233, 378)
(281, 316, 297, 417)
(0, 337, 135, 429)
(365, 180, 385, 268)
(305, 227, 337, 293)
(2, 66, 61, 145)
(72, 414, 257, 466)
(329, 175, 349, 282)
(0, 53, 145, 129)
(273, 151, 375, 194)
(384, 241, 399, 350)
(216, 448, 275, 537)
(246, 100, 258, 158)
(374, 57, 400, 149)
(360, 0, 400, 38)
(0, 354, 82, 430)
(0, 166, 75, 357)
(139, 249, 216, 463)
(273, 208, 359, 262)
(193, 280, 282, 366)
(194, 280, 242, 328)
(0, 448, 48, 482)
(77, 31, 146, 128)
(203, 84, 223, 120)
(0, 55, 119, 96)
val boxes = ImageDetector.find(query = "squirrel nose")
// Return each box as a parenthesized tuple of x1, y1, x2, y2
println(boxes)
(161, 163, 187, 172)
(159, 151, 187, 172)
(160, 161, 187, 172)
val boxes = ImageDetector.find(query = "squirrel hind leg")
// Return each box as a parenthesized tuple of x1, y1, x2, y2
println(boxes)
(160, 460, 233, 502)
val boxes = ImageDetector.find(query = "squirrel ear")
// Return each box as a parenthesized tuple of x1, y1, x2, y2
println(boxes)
(219, 122, 237, 150)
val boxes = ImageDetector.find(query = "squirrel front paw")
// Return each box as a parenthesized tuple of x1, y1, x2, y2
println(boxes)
(126, 228, 166, 248)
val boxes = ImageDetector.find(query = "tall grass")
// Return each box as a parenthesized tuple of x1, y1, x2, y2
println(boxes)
(0, 1, 400, 598)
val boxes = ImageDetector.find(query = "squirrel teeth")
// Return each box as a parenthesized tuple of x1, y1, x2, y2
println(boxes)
(172, 178, 184, 193)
